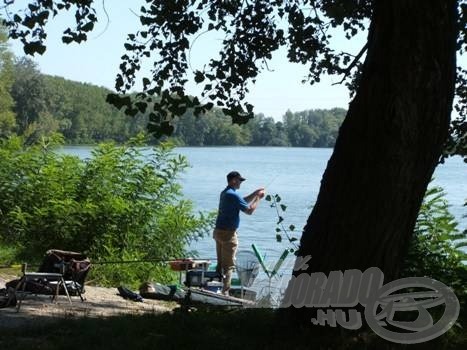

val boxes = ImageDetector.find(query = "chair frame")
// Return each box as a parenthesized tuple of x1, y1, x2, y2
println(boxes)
(11, 263, 73, 311)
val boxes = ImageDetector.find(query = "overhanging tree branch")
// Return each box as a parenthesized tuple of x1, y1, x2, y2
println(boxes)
(332, 42, 368, 86)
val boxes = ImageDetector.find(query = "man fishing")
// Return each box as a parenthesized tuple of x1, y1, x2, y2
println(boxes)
(214, 171, 265, 295)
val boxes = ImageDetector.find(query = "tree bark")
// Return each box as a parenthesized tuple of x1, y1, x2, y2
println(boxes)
(292, 0, 458, 288)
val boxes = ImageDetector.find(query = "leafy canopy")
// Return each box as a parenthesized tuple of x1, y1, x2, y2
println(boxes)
(2, 0, 466, 158)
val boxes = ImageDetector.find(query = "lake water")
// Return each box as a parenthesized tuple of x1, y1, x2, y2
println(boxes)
(175, 147, 466, 255)
(62, 146, 466, 297)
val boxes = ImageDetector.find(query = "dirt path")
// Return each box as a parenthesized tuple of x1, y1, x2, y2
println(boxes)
(0, 277, 177, 329)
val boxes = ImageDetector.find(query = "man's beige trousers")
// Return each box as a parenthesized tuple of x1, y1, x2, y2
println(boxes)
(213, 228, 238, 293)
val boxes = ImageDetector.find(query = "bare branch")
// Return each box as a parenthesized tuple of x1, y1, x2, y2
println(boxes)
(332, 42, 368, 86)
(262, 57, 274, 72)
(91, 0, 110, 40)
(188, 28, 211, 72)
(128, 7, 140, 18)
(311, 4, 328, 38)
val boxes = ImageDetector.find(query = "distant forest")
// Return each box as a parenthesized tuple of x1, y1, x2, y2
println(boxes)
(2, 57, 346, 147)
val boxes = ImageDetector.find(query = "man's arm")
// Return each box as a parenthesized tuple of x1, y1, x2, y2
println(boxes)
(244, 187, 265, 203)
(244, 188, 264, 215)
(244, 195, 261, 215)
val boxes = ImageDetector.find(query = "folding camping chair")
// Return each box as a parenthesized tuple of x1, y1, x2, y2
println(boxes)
(12, 262, 72, 311)
(7, 249, 91, 311)
(37, 249, 91, 301)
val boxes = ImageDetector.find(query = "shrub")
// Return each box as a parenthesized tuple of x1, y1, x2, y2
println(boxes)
(402, 184, 467, 323)
(0, 134, 215, 287)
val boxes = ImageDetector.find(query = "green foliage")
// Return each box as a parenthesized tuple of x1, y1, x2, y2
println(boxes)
(7, 63, 345, 146)
(282, 108, 345, 147)
(264, 193, 299, 252)
(266, 184, 467, 289)
(171, 108, 345, 147)
(10, 57, 47, 136)
(0, 25, 16, 137)
(2, 53, 148, 144)
(0, 245, 17, 266)
(0, 135, 215, 287)
(402, 185, 467, 304)
(41, 75, 148, 144)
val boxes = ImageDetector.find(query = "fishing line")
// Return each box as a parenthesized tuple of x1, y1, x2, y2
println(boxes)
(263, 174, 279, 192)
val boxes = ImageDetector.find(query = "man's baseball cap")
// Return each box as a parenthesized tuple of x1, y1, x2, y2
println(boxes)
(227, 171, 246, 182)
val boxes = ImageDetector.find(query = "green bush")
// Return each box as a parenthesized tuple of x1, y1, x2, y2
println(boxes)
(0, 134, 215, 287)
(402, 185, 467, 318)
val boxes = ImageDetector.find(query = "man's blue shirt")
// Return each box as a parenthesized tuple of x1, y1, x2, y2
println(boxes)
(215, 186, 249, 230)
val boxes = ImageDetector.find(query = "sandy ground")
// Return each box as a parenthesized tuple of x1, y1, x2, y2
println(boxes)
(0, 277, 178, 329)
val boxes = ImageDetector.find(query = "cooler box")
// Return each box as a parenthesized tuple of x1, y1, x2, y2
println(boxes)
(184, 270, 222, 287)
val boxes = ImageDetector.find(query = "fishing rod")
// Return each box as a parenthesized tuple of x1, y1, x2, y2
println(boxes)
(90, 257, 218, 266)
(263, 174, 279, 192)
(0, 257, 219, 270)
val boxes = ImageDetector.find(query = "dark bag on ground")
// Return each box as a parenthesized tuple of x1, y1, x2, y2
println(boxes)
(139, 282, 186, 301)
(117, 286, 143, 302)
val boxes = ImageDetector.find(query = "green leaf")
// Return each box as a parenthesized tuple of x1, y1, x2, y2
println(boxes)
(454, 241, 467, 249)
(265, 194, 271, 201)
(24, 42, 46, 55)
(289, 224, 295, 231)
(81, 22, 94, 32)
(62, 35, 73, 44)
(106, 93, 132, 110)
(280, 204, 287, 211)
(142, 77, 151, 89)
(276, 234, 282, 242)
(194, 71, 205, 83)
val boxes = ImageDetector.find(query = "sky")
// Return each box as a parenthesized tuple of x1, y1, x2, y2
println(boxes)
(4, 1, 364, 121)
(4, 1, 465, 121)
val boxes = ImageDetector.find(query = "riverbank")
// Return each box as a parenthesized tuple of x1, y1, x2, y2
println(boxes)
(1, 278, 465, 349)
(0, 276, 177, 330)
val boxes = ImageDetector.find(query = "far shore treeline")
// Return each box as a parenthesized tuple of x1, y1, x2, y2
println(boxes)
(2, 57, 345, 147)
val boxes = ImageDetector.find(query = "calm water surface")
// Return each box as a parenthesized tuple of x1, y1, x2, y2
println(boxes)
(175, 147, 466, 258)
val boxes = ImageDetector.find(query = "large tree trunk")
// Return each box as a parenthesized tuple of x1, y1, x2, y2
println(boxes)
(291, 0, 458, 289)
